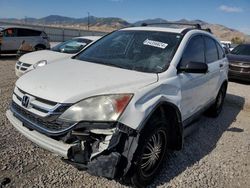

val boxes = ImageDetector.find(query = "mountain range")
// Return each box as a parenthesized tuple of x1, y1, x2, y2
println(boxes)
(0, 15, 249, 42)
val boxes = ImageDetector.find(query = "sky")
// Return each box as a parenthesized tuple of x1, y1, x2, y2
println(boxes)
(0, 0, 250, 34)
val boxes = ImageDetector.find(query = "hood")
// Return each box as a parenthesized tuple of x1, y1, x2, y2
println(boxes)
(227, 54, 250, 63)
(19, 50, 72, 65)
(16, 59, 158, 103)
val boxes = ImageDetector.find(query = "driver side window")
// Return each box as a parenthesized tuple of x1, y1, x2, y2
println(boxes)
(180, 35, 205, 67)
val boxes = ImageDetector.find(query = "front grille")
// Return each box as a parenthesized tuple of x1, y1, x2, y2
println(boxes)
(229, 65, 243, 72)
(20, 67, 27, 71)
(11, 87, 73, 136)
(16, 61, 32, 72)
(11, 101, 75, 136)
(229, 63, 250, 73)
(13, 87, 59, 116)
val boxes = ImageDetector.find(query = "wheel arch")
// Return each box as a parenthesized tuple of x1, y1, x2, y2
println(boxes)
(34, 44, 46, 50)
(138, 101, 183, 151)
(217, 79, 228, 97)
(221, 80, 228, 90)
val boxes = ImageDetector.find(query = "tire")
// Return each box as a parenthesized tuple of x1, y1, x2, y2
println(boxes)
(129, 117, 168, 187)
(206, 84, 227, 117)
(34, 44, 46, 51)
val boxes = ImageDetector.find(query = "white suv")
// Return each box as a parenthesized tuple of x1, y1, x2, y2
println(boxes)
(0, 27, 50, 54)
(6, 23, 228, 187)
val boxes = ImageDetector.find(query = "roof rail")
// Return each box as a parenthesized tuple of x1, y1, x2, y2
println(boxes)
(204, 28, 212, 33)
(141, 22, 202, 29)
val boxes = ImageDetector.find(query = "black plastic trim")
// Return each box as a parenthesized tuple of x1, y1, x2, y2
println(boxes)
(138, 101, 182, 131)
(10, 102, 75, 136)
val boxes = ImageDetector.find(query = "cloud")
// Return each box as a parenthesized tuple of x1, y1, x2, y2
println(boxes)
(219, 5, 243, 13)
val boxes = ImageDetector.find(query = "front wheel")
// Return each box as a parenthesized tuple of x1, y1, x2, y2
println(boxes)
(130, 119, 168, 187)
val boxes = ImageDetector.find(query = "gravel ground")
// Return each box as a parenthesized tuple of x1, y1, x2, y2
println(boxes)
(0, 55, 249, 188)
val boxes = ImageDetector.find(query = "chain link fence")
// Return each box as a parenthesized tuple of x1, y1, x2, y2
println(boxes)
(0, 21, 107, 42)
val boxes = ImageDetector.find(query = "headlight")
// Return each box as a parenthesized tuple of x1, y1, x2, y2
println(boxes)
(58, 94, 133, 122)
(33, 60, 47, 69)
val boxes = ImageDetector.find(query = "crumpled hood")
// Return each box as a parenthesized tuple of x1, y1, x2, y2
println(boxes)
(16, 59, 158, 103)
(19, 50, 72, 65)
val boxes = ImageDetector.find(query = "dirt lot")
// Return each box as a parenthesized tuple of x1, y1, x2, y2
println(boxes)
(0, 56, 249, 188)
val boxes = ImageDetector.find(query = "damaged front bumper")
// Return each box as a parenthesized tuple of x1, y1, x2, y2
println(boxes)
(6, 110, 73, 158)
(6, 109, 138, 179)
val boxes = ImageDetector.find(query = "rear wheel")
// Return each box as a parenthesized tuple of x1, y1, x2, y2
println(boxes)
(130, 118, 168, 187)
(35, 44, 46, 51)
(206, 84, 227, 117)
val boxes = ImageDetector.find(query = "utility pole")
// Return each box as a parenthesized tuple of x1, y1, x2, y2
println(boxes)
(87, 12, 90, 30)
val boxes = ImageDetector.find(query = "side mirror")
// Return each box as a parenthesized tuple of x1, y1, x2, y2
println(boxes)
(178, 61, 208, 74)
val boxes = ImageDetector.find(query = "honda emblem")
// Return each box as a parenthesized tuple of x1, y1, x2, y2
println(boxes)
(21, 95, 30, 108)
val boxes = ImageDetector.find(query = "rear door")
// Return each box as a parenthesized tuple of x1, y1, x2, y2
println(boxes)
(17, 28, 42, 48)
(16, 28, 35, 48)
(203, 36, 222, 102)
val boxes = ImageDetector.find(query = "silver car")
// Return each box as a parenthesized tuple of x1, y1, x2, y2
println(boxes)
(0, 27, 50, 55)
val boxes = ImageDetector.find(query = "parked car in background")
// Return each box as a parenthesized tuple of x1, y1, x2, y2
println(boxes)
(227, 44, 250, 82)
(15, 36, 101, 77)
(0, 28, 3, 48)
(230, 43, 238, 51)
(6, 23, 228, 187)
(16, 40, 35, 57)
(0, 27, 50, 55)
(221, 40, 234, 51)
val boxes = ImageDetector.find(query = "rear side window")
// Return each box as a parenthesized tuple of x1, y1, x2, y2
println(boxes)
(216, 42, 225, 59)
(3, 28, 17, 37)
(204, 36, 218, 63)
(180, 35, 205, 67)
(17, 29, 41, 37)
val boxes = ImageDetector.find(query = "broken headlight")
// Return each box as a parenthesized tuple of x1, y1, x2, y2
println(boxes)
(58, 94, 133, 122)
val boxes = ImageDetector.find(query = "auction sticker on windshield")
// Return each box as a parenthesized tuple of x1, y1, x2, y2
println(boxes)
(143, 39, 168, 49)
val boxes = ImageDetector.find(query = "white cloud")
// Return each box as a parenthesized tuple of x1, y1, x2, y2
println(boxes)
(219, 5, 243, 13)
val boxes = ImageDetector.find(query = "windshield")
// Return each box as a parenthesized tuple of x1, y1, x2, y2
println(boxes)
(52, 38, 92, 54)
(231, 44, 250, 56)
(74, 30, 182, 73)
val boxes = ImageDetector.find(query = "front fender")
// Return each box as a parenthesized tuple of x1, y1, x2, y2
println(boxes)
(119, 76, 181, 130)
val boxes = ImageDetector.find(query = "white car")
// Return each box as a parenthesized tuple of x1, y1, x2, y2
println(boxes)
(15, 36, 101, 77)
(6, 23, 228, 187)
(221, 40, 234, 51)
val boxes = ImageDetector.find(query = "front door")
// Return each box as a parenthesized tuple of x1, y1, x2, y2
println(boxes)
(178, 35, 209, 122)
